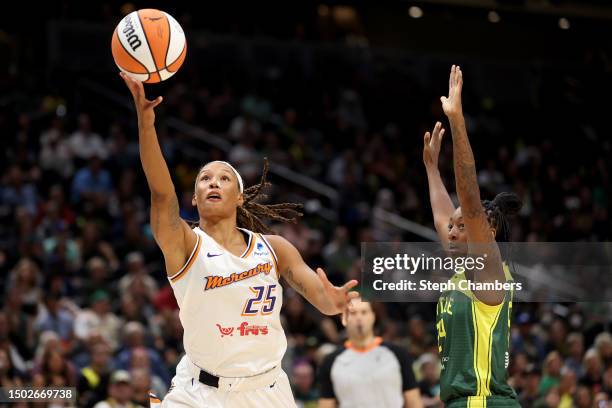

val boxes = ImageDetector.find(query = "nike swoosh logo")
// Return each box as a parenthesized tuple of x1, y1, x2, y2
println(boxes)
(207, 253, 223, 258)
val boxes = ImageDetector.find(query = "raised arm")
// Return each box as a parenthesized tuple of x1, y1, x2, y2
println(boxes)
(120, 73, 196, 275)
(441, 66, 505, 303)
(423, 121, 455, 246)
(265, 235, 359, 316)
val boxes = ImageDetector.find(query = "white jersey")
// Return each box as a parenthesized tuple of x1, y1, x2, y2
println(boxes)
(168, 226, 286, 377)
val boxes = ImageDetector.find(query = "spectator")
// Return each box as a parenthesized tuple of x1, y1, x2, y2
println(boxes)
(74, 290, 122, 350)
(519, 366, 542, 407)
(7, 258, 43, 308)
(291, 360, 318, 408)
(77, 341, 112, 408)
(118, 252, 158, 300)
(573, 385, 592, 408)
(128, 347, 167, 398)
(581, 348, 604, 392)
(416, 353, 442, 408)
(557, 368, 577, 408)
(34, 292, 74, 345)
(1, 165, 38, 216)
(80, 257, 116, 302)
(93, 370, 144, 408)
(538, 351, 563, 396)
(77, 223, 119, 272)
(68, 113, 108, 162)
(511, 312, 546, 363)
(130, 367, 162, 407)
(0, 348, 23, 387)
(322, 226, 357, 283)
(71, 155, 113, 203)
(564, 332, 585, 377)
(32, 348, 76, 387)
(40, 117, 74, 179)
(594, 332, 612, 367)
(115, 322, 169, 386)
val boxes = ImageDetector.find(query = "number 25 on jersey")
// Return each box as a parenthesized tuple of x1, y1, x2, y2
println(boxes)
(242, 284, 277, 316)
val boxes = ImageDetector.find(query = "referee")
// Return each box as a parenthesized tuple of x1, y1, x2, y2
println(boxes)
(318, 301, 423, 408)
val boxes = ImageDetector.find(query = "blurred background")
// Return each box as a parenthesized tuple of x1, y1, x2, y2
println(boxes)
(0, 0, 611, 407)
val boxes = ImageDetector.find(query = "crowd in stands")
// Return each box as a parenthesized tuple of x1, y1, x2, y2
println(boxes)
(1, 10, 611, 407)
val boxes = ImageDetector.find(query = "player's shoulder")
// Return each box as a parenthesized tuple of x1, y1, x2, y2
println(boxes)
(260, 234, 288, 247)
(259, 234, 295, 257)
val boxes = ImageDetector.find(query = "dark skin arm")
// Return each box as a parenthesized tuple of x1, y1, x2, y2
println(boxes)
(120, 72, 197, 275)
(441, 66, 505, 305)
(423, 121, 455, 247)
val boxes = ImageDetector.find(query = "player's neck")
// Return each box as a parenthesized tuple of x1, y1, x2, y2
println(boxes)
(349, 333, 376, 350)
(200, 218, 242, 247)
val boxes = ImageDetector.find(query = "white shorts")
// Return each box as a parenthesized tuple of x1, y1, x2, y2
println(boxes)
(151, 355, 297, 408)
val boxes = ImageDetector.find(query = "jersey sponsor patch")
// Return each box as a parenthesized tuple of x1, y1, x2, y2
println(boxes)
(215, 322, 269, 337)
(204, 262, 273, 290)
(254, 242, 269, 257)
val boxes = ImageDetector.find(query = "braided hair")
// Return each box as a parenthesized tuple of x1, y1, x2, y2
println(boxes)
(236, 159, 303, 233)
(481, 192, 523, 242)
(195, 158, 303, 234)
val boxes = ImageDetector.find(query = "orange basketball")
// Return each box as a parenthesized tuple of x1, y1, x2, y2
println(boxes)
(111, 9, 187, 83)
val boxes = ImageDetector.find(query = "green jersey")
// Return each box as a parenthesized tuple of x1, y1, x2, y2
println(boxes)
(436, 263, 519, 408)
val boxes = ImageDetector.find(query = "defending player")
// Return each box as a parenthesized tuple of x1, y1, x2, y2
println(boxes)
(119, 72, 359, 408)
(423, 66, 522, 407)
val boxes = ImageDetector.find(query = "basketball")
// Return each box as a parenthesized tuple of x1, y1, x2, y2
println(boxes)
(111, 9, 186, 83)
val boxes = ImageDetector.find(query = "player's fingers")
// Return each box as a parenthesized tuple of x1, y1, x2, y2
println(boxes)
(424, 132, 431, 146)
(457, 67, 463, 91)
(438, 128, 445, 143)
(119, 72, 137, 95)
(341, 279, 358, 292)
(440, 96, 447, 105)
(449, 65, 454, 90)
(149, 96, 163, 109)
(433, 121, 441, 137)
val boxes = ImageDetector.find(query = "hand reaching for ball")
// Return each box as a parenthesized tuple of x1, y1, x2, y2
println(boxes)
(120, 72, 163, 127)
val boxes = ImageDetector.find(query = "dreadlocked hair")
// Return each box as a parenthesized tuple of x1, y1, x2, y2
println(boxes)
(236, 159, 303, 234)
(481, 192, 522, 242)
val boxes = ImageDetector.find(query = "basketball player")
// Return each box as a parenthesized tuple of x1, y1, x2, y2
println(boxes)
(423, 66, 522, 407)
(318, 301, 423, 408)
(119, 72, 360, 408)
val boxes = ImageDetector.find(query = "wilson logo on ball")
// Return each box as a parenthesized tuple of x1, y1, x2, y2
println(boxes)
(121, 14, 142, 51)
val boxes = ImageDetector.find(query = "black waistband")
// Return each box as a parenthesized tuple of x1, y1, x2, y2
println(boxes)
(198, 369, 219, 388)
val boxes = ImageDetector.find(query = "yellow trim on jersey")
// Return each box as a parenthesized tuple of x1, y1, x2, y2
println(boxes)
(471, 299, 503, 402)
(169, 233, 202, 283)
(467, 396, 487, 407)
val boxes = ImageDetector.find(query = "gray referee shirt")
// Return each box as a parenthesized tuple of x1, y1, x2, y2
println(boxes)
(319, 337, 417, 408)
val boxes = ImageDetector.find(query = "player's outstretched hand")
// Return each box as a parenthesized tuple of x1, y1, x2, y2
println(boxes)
(119, 72, 163, 127)
(316, 267, 360, 315)
(440, 65, 463, 120)
(423, 121, 445, 169)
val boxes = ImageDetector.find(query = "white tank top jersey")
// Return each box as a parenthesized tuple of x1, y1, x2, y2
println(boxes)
(168, 226, 286, 378)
